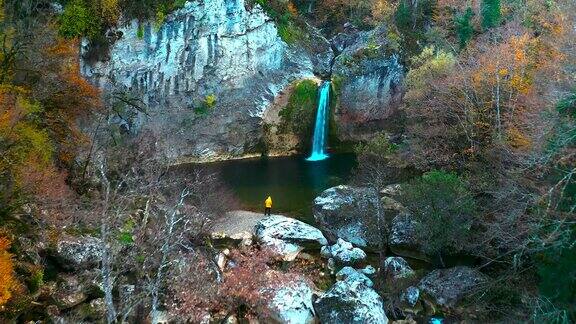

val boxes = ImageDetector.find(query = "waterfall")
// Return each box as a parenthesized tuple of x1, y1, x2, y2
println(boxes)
(306, 81, 331, 162)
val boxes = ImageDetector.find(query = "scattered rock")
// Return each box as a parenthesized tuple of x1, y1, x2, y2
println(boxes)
(401, 286, 420, 307)
(336, 266, 374, 287)
(391, 319, 417, 324)
(53, 275, 88, 309)
(327, 258, 336, 273)
(380, 184, 402, 197)
(46, 304, 60, 317)
(16, 236, 43, 265)
(255, 215, 327, 261)
(382, 257, 415, 281)
(54, 235, 103, 270)
(77, 298, 107, 321)
(418, 267, 487, 307)
(216, 251, 228, 272)
(315, 273, 388, 324)
(313, 185, 383, 249)
(361, 265, 377, 276)
(296, 252, 316, 262)
(263, 274, 316, 324)
(321, 238, 367, 266)
(224, 314, 238, 324)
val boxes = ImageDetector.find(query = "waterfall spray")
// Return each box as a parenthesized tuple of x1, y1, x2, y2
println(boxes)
(306, 81, 331, 162)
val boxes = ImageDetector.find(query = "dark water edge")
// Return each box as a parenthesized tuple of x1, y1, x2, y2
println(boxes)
(202, 153, 358, 222)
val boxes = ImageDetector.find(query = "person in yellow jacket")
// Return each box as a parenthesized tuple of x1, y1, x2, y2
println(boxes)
(264, 196, 273, 216)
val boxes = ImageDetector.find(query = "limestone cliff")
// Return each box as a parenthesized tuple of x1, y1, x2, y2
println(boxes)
(82, 0, 322, 163)
(331, 25, 404, 142)
(81, 0, 403, 162)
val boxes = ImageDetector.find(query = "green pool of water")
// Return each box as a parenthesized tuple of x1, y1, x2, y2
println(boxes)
(207, 153, 358, 222)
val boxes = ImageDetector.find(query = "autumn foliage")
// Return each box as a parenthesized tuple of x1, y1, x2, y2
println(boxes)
(170, 247, 306, 322)
(0, 236, 15, 308)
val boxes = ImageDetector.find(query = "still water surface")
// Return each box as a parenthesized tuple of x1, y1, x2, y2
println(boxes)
(207, 153, 357, 221)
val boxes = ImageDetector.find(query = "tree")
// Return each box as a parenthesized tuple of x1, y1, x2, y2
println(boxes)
(354, 133, 400, 269)
(0, 86, 75, 223)
(0, 236, 15, 307)
(399, 170, 476, 265)
(88, 135, 234, 323)
(481, 0, 501, 30)
(58, 0, 97, 39)
(456, 7, 474, 48)
(395, 0, 412, 31)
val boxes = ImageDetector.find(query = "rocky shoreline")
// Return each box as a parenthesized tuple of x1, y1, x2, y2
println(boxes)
(205, 184, 487, 323)
(36, 183, 487, 323)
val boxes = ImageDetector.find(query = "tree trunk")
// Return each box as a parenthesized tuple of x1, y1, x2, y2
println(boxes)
(99, 166, 117, 324)
(495, 70, 502, 139)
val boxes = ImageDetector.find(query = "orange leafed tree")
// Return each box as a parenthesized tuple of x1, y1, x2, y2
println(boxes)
(0, 236, 15, 307)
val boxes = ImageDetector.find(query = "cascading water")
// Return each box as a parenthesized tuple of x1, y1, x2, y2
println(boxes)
(306, 81, 331, 162)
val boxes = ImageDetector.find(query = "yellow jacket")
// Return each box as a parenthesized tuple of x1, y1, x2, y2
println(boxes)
(265, 197, 273, 208)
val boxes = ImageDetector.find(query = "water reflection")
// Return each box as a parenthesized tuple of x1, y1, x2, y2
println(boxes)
(205, 153, 357, 222)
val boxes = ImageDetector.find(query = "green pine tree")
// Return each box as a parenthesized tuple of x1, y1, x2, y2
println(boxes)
(481, 0, 501, 29)
(455, 8, 474, 48)
(395, 0, 412, 31)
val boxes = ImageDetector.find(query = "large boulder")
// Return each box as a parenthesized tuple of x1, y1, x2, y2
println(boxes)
(320, 238, 367, 266)
(382, 257, 415, 281)
(314, 271, 388, 324)
(389, 213, 426, 260)
(51, 270, 102, 310)
(52, 275, 88, 309)
(255, 215, 328, 261)
(332, 26, 404, 141)
(55, 235, 103, 270)
(211, 210, 266, 247)
(313, 185, 383, 249)
(418, 267, 487, 308)
(262, 273, 316, 324)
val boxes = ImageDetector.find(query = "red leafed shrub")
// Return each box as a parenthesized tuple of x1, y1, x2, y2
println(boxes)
(169, 247, 306, 322)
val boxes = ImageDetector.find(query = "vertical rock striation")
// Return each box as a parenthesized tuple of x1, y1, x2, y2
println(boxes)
(82, 0, 320, 162)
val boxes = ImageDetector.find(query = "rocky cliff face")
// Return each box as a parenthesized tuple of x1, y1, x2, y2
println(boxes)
(82, 1, 403, 162)
(331, 26, 404, 142)
(82, 0, 324, 162)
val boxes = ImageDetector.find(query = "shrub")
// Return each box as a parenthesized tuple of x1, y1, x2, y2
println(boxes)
(194, 94, 217, 116)
(355, 133, 398, 158)
(250, 0, 304, 44)
(27, 268, 43, 294)
(399, 170, 476, 264)
(137, 23, 144, 39)
(536, 226, 576, 323)
(204, 94, 217, 109)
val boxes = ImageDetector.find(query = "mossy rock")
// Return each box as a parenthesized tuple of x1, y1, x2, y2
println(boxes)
(278, 79, 319, 149)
